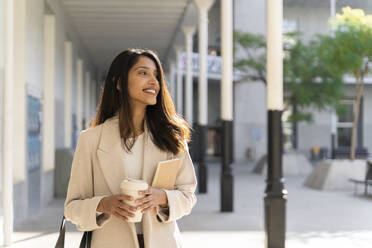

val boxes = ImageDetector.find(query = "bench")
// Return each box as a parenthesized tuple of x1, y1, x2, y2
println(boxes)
(349, 160, 372, 196)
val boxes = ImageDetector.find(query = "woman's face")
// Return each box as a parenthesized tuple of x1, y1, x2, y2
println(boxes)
(125, 56, 160, 107)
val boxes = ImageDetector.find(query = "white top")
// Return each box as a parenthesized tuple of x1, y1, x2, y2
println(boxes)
(123, 132, 145, 234)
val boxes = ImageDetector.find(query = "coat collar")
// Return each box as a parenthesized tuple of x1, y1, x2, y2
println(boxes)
(96, 114, 169, 195)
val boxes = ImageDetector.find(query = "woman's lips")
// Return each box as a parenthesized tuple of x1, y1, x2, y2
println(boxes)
(143, 89, 156, 95)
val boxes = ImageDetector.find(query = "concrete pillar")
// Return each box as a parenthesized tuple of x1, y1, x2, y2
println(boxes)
(182, 26, 196, 126)
(221, 0, 233, 122)
(220, 0, 234, 212)
(91, 79, 97, 117)
(174, 46, 183, 115)
(64, 41, 73, 148)
(12, 0, 26, 185)
(3, 0, 14, 245)
(76, 59, 83, 134)
(194, 0, 214, 194)
(169, 60, 177, 102)
(195, 0, 214, 126)
(42, 14, 56, 173)
(266, 1, 283, 111)
(84, 71, 91, 128)
(330, 0, 337, 18)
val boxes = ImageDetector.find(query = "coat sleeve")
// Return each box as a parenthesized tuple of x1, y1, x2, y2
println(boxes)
(64, 130, 112, 231)
(156, 141, 197, 223)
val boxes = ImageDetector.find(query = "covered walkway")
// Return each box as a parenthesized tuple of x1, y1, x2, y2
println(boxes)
(11, 163, 372, 247)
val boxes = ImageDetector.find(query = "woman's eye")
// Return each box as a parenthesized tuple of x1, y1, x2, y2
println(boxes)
(139, 71, 147, 75)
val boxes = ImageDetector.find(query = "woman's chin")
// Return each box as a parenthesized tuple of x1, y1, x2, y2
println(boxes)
(145, 100, 157, 106)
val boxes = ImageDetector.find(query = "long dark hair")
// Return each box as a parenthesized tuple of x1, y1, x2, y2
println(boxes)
(90, 48, 191, 155)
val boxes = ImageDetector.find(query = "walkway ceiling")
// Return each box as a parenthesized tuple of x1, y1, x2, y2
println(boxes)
(61, 0, 371, 75)
(61, 0, 190, 74)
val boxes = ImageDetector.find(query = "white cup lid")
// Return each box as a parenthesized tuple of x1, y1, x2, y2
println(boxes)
(120, 178, 148, 190)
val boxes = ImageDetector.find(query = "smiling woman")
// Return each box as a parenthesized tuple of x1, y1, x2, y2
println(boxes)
(91, 48, 191, 153)
(64, 48, 198, 248)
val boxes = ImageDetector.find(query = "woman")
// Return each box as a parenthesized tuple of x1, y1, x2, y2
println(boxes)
(64, 48, 197, 248)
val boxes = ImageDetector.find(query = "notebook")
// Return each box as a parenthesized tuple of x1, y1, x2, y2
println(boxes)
(151, 158, 181, 190)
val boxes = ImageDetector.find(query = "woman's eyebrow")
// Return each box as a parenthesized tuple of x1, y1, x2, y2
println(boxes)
(135, 66, 157, 73)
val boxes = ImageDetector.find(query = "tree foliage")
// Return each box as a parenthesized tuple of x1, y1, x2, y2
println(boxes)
(233, 31, 344, 123)
(321, 7, 372, 159)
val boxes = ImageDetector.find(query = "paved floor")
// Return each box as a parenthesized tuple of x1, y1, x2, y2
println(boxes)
(5, 162, 372, 247)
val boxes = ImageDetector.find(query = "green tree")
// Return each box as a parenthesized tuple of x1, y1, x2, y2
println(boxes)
(233, 31, 344, 147)
(320, 7, 372, 159)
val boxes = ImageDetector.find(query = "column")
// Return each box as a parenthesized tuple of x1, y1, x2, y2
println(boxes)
(182, 26, 196, 126)
(84, 71, 91, 128)
(169, 60, 177, 101)
(330, 0, 337, 157)
(10, 0, 27, 232)
(42, 14, 56, 174)
(90, 79, 97, 121)
(3, 0, 14, 245)
(330, 0, 337, 18)
(76, 59, 83, 134)
(220, 0, 234, 212)
(265, 0, 287, 247)
(64, 41, 73, 148)
(174, 45, 183, 115)
(194, 0, 214, 194)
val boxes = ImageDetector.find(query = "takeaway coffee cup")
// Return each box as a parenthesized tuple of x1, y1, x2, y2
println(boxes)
(120, 178, 149, 222)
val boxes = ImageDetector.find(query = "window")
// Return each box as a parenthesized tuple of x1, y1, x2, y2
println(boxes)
(283, 19, 298, 48)
(336, 99, 354, 147)
(282, 104, 294, 150)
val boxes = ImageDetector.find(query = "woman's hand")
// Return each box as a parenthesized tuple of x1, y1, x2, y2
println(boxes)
(136, 186, 168, 216)
(97, 194, 138, 222)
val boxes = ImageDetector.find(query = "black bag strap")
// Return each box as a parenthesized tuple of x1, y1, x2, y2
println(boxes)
(56, 120, 103, 248)
(55, 216, 66, 248)
(55, 216, 92, 248)
(79, 230, 92, 248)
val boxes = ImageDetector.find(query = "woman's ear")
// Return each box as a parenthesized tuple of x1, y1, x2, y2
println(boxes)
(116, 79, 121, 91)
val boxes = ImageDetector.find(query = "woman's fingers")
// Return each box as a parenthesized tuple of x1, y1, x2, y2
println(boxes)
(117, 194, 134, 201)
(138, 189, 152, 196)
(139, 200, 154, 212)
(141, 203, 154, 213)
(113, 210, 129, 222)
(118, 201, 137, 213)
(116, 207, 135, 218)
(136, 195, 152, 205)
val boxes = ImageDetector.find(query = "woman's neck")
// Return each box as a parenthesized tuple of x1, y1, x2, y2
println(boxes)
(131, 103, 146, 136)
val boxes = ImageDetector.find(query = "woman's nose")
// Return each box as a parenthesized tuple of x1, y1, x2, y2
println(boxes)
(149, 75, 159, 85)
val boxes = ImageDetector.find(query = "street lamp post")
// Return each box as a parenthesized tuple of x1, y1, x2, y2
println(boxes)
(220, 0, 234, 212)
(265, 0, 287, 247)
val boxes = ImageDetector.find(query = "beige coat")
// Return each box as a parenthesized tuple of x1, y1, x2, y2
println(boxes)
(64, 115, 198, 248)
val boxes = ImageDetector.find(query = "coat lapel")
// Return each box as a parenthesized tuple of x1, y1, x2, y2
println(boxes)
(96, 115, 170, 195)
(141, 121, 170, 186)
(96, 115, 126, 195)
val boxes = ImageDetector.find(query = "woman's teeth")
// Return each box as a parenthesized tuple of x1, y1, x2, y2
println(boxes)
(144, 89, 156, 94)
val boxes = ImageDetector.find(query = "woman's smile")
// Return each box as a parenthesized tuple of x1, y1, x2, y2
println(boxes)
(143, 87, 157, 95)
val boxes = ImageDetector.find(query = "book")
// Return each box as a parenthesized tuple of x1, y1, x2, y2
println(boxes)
(151, 158, 181, 190)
